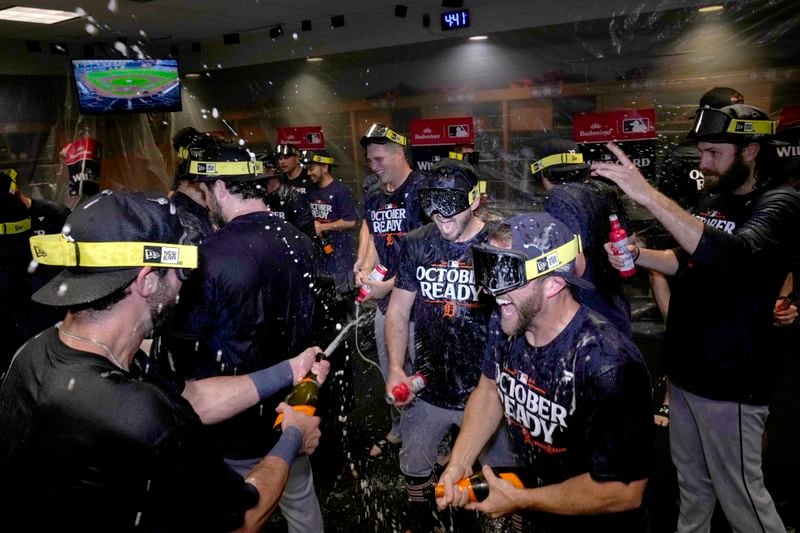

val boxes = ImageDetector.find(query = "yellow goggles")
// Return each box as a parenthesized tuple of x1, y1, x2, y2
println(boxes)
(363, 124, 407, 146)
(530, 152, 585, 174)
(4, 168, 18, 193)
(188, 160, 264, 177)
(467, 183, 488, 204)
(473, 234, 583, 296)
(523, 234, 583, 282)
(725, 118, 775, 135)
(1, 217, 31, 235)
(29, 233, 198, 270)
(308, 154, 334, 165)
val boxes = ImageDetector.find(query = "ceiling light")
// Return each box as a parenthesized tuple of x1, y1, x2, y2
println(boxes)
(0, 6, 81, 24)
(307, 57, 323, 62)
(184, 73, 202, 78)
(469, 35, 488, 41)
(698, 5, 723, 13)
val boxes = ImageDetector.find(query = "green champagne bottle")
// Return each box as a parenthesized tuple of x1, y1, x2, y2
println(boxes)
(272, 369, 320, 430)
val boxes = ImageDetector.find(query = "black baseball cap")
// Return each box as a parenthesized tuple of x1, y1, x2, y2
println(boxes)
(531, 138, 589, 175)
(420, 159, 481, 218)
(472, 212, 592, 295)
(190, 142, 265, 183)
(699, 87, 744, 109)
(31, 191, 197, 307)
(0, 190, 31, 260)
(302, 150, 335, 166)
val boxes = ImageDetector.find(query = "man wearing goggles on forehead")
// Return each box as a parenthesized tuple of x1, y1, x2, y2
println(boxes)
(0, 191, 326, 531)
(532, 136, 633, 337)
(592, 104, 800, 533)
(358, 123, 428, 453)
(384, 159, 515, 531)
(162, 143, 326, 532)
(438, 212, 653, 532)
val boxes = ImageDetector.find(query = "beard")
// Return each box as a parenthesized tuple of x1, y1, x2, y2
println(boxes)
(501, 281, 544, 337)
(706, 153, 751, 194)
(205, 192, 227, 228)
(434, 212, 471, 242)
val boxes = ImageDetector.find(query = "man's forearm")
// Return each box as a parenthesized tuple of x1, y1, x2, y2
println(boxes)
(385, 289, 415, 372)
(516, 473, 647, 516)
(638, 187, 704, 256)
(238, 456, 291, 531)
(321, 218, 357, 232)
(635, 247, 679, 277)
(182, 361, 292, 425)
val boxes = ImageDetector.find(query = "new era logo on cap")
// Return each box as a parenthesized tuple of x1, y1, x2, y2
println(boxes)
(197, 163, 217, 173)
(143, 246, 180, 265)
(536, 252, 560, 274)
(735, 122, 755, 132)
(33, 245, 47, 258)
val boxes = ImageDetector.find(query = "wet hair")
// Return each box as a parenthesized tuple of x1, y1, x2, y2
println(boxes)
(172, 126, 202, 153)
(222, 178, 269, 200)
(488, 222, 513, 247)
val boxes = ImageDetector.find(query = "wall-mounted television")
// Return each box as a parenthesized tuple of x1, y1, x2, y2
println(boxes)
(72, 58, 181, 114)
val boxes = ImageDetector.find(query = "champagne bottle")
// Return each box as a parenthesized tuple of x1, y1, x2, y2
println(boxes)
(319, 231, 334, 255)
(435, 467, 528, 502)
(273, 364, 321, 430)
(609, 213, 636, 278)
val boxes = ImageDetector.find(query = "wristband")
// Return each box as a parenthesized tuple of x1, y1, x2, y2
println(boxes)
(266, 426, 302, 465)
(248, 360, 292, 399)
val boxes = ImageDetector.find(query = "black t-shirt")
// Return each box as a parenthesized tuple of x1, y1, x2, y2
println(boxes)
(666, 184, 800, 404)
(0, 327, 257, 532)
(283, 168, 312, 196)
(166, 211, 316, 458)
(264, 183, 316, 239)
(308, 179, 358, 276)
(481, 306, 653, 532)
(396, 222, 494, 409)
(363, 171, 427, 311)
(545, 181, 632, 336)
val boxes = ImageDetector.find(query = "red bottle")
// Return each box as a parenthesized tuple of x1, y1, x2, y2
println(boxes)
(355, 264, 388, 303)
(609, 214, 636, 278)
(385, 372, 427, 404)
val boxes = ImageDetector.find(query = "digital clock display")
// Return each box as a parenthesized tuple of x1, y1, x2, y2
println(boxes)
(441, 9, 469, 31)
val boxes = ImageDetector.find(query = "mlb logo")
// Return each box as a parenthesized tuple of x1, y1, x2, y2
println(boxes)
(546, 252, 560, 269)
(449, 260, 459, 268)
(622, 117, 650, 133)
